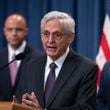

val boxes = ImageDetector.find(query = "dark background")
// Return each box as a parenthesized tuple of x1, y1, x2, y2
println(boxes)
(0, 0, 106, 60)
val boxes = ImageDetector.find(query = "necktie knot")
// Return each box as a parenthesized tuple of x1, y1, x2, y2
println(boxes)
(50, 62, 57, 70)
(12, 53, 16, 60)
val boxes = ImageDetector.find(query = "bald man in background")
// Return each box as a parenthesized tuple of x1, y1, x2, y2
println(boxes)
(0, 14, 41, 101)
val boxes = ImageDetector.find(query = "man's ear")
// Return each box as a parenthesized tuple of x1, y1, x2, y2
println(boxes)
(3, 28, 6, 36)
(69, 33, 75, 44)
(24, 28, 29, 36)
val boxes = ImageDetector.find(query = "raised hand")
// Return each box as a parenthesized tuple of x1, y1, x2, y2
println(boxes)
(22, 92, 43, 110)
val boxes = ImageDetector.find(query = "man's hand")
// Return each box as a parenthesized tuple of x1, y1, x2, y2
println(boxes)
(22, 92, 43, 110)
(12, 95, 18, 103)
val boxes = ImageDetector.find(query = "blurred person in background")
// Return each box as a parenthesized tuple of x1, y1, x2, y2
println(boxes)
(0, 14, 41, 101)
(97, 61, 110, 110)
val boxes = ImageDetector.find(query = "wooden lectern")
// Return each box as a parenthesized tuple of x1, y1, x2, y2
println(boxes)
(0, 102, 33, 110)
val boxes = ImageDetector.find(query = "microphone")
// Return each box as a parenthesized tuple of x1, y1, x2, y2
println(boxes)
(15, 52, 25, 60)
(0, 52, 26, 71)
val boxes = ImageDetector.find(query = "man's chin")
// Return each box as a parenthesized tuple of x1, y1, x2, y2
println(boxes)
(10, 43, 21, 49)
(47, 53, 55, 57)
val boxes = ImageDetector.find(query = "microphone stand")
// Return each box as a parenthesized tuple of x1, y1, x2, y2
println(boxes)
(0, 59, 16, 71)
(0, 52, 25, 71)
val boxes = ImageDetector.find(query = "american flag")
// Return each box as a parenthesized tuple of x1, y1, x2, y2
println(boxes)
(96, 1, 110, 87)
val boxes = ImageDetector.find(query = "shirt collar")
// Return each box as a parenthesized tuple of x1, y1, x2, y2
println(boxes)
(8, 41, 26, 61)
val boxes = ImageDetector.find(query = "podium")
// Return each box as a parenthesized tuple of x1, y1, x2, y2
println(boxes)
(0, 102, 33, 110)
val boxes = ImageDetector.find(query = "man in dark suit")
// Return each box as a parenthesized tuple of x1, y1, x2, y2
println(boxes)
(0, 14, 41, 101)
(15, 11, 98, 110)
(96, 61, 110, 110)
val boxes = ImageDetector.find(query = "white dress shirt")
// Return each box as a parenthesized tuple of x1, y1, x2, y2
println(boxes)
(44, 47, 69, 89)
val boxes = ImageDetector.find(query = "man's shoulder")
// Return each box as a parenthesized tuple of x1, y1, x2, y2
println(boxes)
(0, 48, 8, 56)
(27, 53, 46, 64)
(104, 61, 110, 67)
(69, 49, 96, 67)
(24, 44, 42, 59)
(102, 61, 110, 73)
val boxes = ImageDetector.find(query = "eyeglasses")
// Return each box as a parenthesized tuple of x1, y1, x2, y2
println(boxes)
(41, 31, 65, 40)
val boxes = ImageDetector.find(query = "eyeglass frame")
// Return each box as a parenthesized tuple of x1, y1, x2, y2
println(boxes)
(41, 31, 67, 41)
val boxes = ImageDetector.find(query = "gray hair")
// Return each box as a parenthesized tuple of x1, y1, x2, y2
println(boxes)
(40, 11, 75, 34)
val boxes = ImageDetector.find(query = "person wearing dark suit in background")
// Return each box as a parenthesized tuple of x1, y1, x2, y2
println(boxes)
(96, 61, 110, 110)
(0, 14, 41, 101)
(15, 11, 98, 110)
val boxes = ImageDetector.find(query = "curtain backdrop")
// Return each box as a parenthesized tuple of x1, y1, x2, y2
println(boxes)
(0, 0, 105, 60)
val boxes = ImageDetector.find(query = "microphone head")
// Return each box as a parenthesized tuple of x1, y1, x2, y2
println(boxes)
(15, 53, 26, 60)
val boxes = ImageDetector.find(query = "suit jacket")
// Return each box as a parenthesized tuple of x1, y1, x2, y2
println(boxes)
(16, 49, 98, 110)
(96, 62, 110, 110)
(0, 44, 41, 101)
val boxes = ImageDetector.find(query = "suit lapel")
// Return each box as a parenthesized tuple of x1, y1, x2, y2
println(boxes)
(1, 49, 12, 86)
(14, 45, 30, 89)
(46, 50, 78, 106)
(13, 45, 35, 95)
(3, 49, 10, 76)
(0, 48, 12, 96)
(33, 55, 47, 108)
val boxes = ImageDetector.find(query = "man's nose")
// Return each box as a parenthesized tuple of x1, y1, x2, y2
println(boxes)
(12, 29, 17, 35)
(48, 34, 55, 42)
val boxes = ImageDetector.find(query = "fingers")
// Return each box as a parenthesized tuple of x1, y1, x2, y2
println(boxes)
(22, 92, 36, 102)
(31, 92, 40, 104)
(21, 92, 42, 109)
(24, 92, 38, 102)
(12, 95, 18, 103)
(31, 92, 37, 99)
(22, 94, 27, 105)
(22, 97, 34, 106)
(12, 93, 42, 110)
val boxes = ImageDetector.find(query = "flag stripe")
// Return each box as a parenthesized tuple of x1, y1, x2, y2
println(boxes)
(96, 14, 110, 87)
(96, 68, 101, 87)
(101, 32, 110, 59)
